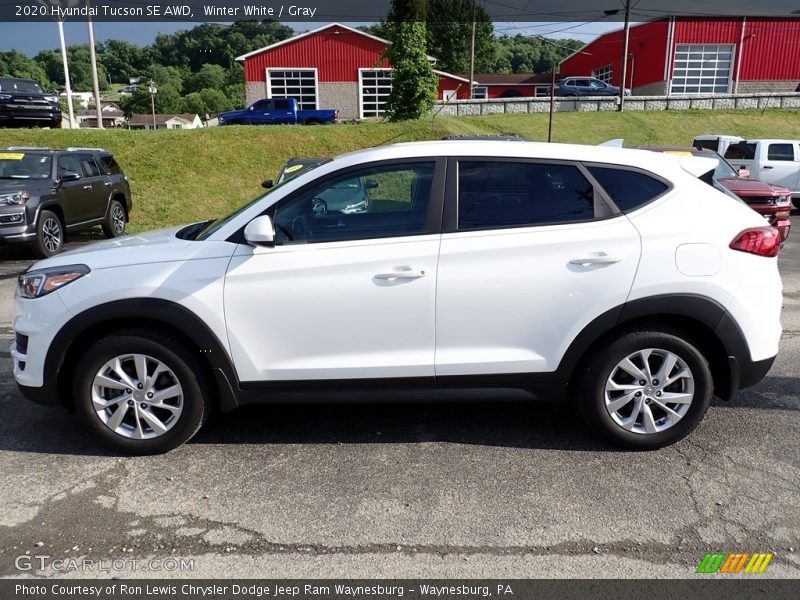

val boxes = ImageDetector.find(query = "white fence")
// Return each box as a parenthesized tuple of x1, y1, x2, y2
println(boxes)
(434, 92, 800, 116)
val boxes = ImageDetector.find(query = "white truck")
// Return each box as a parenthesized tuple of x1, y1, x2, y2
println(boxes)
(694, 135, 800, 207)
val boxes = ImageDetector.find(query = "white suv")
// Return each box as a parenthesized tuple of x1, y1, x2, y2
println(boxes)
(12, 141, 783, 454)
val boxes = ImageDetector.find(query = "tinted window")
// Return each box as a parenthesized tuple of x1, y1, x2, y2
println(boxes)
(98, 154, 121, 175)
(274, 100, 290, 110)
(274, 162, 435, 244)
(724, 142, 756, 160)
(587, 166, 669, 212)
(458, 161, 596, 230)
(693, 138, 718, 151)
(79, 155, 101, 177)
(57, 155, 83, 177)
(768, 143, 795, 161)
(252, 100, 271, 110)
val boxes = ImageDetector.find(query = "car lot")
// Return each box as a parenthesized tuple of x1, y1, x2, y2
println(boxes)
(0, 214, 798, 579)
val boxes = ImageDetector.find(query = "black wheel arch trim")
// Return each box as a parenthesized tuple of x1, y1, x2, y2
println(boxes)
(42, 298, 238, 412)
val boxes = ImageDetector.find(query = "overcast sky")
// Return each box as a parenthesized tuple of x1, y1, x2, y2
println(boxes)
(0, 21, 625, 56)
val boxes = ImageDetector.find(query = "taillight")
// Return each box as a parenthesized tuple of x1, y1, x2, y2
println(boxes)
(729, 227, 781, 257)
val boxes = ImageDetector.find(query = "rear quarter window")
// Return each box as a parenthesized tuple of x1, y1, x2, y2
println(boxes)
(98, 154, 121, 175)
(586, 166, 669, 212)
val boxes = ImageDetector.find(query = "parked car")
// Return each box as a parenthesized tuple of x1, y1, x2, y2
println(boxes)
(639, 146, 792, 241)
(263, 158, 369, 214)
(218, 97, 339, 126)
(13, 141, 781, 454)
(0, 77, 61, 128)
(555, 77, 631, 97)
(0, 147, 131, 257)
(720, 139, 800, 208)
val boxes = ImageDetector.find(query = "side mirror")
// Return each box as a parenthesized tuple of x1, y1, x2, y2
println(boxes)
(364, 179, 379, 190)
(60, 171, 81, 182)
(261, 179, 274, 189)
(244, 215, 275, 247)
(738, 167, 751, 178)
(248, 106, 254, 111)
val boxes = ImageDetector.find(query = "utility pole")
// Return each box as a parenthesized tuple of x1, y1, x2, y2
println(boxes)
(86, 0, 104, 128)
(468, 0, 476, 99)
(548, 68, 557, 143)
(618, 0, 631, 112)
(56, 20, 76, 129)
(148, 81, 157, 129)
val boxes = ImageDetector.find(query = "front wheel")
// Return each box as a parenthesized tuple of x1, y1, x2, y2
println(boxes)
(33, 209, 63, 258)
(102, 199, 127, 238)
(73, 331, 210, 455)
(577, 330, 713, 450)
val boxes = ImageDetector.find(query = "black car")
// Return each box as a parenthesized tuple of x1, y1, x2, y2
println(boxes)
(0, 77, 61, 128)
(0, 147, 132, 257)
(555, 77, 630, 98)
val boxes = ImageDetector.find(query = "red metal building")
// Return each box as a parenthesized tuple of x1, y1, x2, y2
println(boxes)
(560, 18, 800, 96)
(237, 22, 476, 119)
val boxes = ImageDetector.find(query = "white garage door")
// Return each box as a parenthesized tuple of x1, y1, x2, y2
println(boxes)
(267, 69, 318, 110)
(671, 44, 733, 95)
(359, 69, 393, 118)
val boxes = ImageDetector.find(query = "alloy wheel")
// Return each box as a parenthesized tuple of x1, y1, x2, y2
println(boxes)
(42, 217, 62, 254)
(111, 204, 125, 234)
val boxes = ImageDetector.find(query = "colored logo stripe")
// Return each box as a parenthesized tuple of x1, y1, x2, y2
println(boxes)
(696, 552, 773, 574)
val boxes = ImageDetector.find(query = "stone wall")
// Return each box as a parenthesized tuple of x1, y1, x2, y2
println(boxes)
(319, 82, 359, 120)
(434, 92, 800, 117)
(245, 82, 266, 107)
(736, 81, 800, 94)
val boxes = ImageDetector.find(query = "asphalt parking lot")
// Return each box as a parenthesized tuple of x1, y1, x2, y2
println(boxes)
(0, 216, 798, 579)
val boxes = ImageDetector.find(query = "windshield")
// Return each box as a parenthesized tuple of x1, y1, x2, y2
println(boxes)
(713, 156, 738, 179)
(0, 152, 52, 179)
(0, 78, 44, 93)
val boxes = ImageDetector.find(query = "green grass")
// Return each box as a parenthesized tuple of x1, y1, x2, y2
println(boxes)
(1, 109, 798, 232)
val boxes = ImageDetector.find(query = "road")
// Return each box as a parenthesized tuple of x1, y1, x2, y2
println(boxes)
(0, 216, 798, 580)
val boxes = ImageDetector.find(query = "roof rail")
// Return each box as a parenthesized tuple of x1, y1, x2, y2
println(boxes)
(4, 146, 53, 151)
(65, 147, 108, 152)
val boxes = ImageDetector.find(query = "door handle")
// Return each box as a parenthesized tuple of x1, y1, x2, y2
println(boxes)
(104, 181, 112, 186)
(569, 254, 624, 266)
(374, 269, 426, 281)
(763, 166, 773, 169)
(82, 184, 93, 190)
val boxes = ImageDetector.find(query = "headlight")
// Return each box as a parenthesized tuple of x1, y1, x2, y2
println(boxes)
(44, 95, 59, 103)
(0, 191, 29, 205)
(17, 265, 90, 299)
(0, 93, 11, 100)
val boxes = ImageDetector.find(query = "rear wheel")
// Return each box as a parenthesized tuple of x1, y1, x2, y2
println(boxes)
(73, 331, 210, 455)
(102, 199, 127, 238)
(577, 330, 712, 450)
(33, 210, 63, 258)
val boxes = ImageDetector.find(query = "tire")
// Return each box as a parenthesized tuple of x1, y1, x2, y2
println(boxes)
(73, 331, 211, 455)
(33, 209, 64, 258)
(102, 199, 127, 238)
(577, 329, 713, 450)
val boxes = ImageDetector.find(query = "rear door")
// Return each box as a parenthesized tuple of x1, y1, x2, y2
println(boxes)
(434, 158, 644, 379)
(759, 142, 800, 193)
(77, 153, 110, 220)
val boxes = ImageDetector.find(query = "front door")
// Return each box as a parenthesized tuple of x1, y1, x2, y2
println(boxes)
(224, 159, 445, 383)
(56, 154, 93, 225)
(760, 142, 800, 193)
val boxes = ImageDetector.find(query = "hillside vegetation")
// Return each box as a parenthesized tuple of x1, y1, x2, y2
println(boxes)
(1, 109, 798, 232)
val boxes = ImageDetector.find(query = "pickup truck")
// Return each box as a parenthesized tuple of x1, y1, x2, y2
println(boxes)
(717, 138, 800, 208)
(218, 97, 339, 126)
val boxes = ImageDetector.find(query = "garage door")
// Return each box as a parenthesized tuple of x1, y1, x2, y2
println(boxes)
(671, 44, 733, 95)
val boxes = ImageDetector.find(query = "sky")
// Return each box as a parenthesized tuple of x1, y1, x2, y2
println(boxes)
(0, 21, 625, 56)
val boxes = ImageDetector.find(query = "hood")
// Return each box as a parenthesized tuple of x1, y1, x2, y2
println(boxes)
(219, 108, 248, 119)
(0, 178, 54, 193)
(31, 224, 234, 272)
(717, 176, 789, 197)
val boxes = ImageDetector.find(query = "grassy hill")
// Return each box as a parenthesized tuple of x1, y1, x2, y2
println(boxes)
(1, 109, 798, 232)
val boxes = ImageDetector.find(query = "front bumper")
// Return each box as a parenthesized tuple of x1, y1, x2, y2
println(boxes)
(0, 106, 61, 124)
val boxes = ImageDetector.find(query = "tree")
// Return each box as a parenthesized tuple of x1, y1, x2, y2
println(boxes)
(184, 63, 227, 95)
(1, 50, 53, 89)
(118, 83, 183, 116)
(385, 0, 438, 121)
(182, 88, 232, 115)
(426, 0, 495, 75)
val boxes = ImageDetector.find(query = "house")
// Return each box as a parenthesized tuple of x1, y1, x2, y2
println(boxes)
(456, 73, 554, 99)
(77, 108, 126, 128)
(127, 114, 203, 130)
(560, 17, 800, 96)
(59, 91, 94, 109)
(237, 22, 476, 119)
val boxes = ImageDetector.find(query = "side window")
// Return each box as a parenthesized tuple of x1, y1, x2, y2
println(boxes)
(458, 161, 596, 230)
(274, 100, 290, 110)
(57, 155, 83, 178)
(724, 143, 756, 160)
(586, 166, 669, 212)
(693, 138, 718, 152)
(273, 162, 435, 244)
(79, 155, 101, 177)
(252, 100, 271, 111)
(98, 154, 121, 175)
(767, 143, 795, 161)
